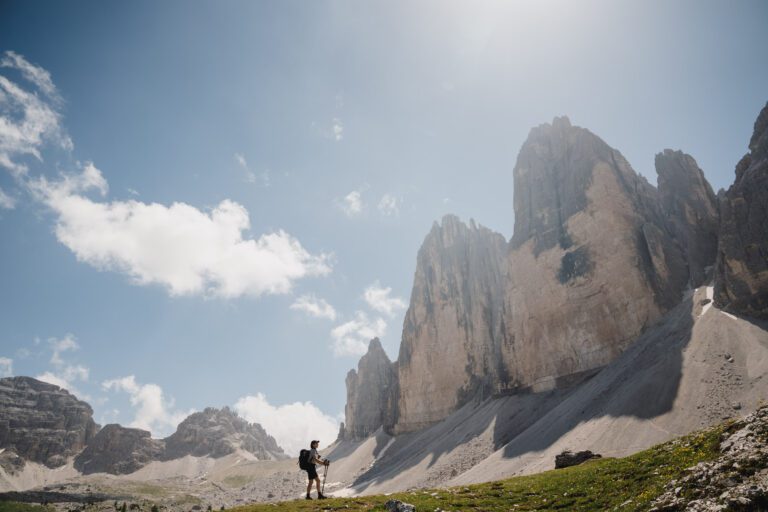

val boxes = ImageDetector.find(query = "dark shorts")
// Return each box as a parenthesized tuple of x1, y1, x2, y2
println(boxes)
(307, 466, 318, 480)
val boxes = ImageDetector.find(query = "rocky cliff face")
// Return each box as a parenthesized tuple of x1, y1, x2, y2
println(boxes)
(74, 424, 164, 475)
(351, 115, 726, 435)
(714, 102, 768, 319)
(393, 216, 508, 432)
(344, 338, 396, 439)
(499, 117, 690, 396)
(656, 149, 719, 288)
(0, 377, 98, 469)
(164, 407, 284, 460)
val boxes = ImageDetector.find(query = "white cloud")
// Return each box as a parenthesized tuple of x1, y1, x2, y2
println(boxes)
(29, 165, 331, 298)
(0, 187, 15, 209)
(2, 56, 327, 299)
(330, 311, 387, 357)
(0, 51, 71, 177)
(102, 375, 191, 437)
(363, 281, 407, 317)
(36, 334, 90, 398)
(49, 333, 79, 366)
(1, 51, 59, 100)
(377, 194, 400, 217)
(235, 153, 270, 187)
(234, 152, 248, 169)
(291, 294, 337, 321)
(234, 392, 339, 455)
(36, 371, 70, 390)
(0, 357, 12, 377)
(332, 118, 343, 141)
(338, 190, 363, 217)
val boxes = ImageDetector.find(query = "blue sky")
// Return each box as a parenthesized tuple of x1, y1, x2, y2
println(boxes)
(0, 0, 766, 453)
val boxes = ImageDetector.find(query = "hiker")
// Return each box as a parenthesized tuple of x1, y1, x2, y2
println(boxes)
(299, 440, 330, 500)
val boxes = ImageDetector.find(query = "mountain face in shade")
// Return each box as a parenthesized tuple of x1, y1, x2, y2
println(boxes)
(0, 377, 98, 470)
(348, 114, 726, 435)
(343, 338, 396, 439)
(74, 424, 164, 475)
(656, 149, 719, 288)
(715, 102, 768, 319)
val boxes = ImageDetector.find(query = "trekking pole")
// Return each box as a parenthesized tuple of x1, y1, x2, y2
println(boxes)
(322, 463, 328, 495)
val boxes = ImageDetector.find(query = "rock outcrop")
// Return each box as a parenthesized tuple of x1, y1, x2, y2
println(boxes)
(163, 407, 284, 460)
(0, 377, 98, 469)
(74, 424, 164, 475)
(554, 450, 601, 469)
(500, 117, 689, 396)
(714, 102, 768, 319)
(344, 338, 396, 439)
(656, 149, 719, 288)
(351, 115, 726, 435)
(650, 405, 768, 511)
(394, 216, 508, 432)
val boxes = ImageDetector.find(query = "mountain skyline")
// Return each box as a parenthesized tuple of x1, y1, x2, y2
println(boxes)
(1, 0, 767, 456)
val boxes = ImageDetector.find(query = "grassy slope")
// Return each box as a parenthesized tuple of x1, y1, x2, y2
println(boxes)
(0, 504, 52, 512)
(232, 423, 729, 512)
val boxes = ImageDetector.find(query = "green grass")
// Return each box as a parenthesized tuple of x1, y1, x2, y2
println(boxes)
(231, 422, 730, 512)
(0, 503, 53, 512)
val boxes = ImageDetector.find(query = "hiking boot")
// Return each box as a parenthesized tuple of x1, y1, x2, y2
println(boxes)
(305, 495, 312, 500)
(318, 494, 327, 500)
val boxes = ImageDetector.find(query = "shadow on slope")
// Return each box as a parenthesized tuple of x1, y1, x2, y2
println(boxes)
(496, 288, 696, 460)
(450, 286, 768, 484)
(343, 290, 698, 495)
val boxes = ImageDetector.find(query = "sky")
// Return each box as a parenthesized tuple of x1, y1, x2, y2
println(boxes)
(0, 0, 766, 455)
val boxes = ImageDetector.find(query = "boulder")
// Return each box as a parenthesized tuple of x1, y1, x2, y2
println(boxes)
(554, 450, 601, 469)
(385, 499, 416, 512)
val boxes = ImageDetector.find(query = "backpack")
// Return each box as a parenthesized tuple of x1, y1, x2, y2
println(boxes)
(298, 449, 311, 470)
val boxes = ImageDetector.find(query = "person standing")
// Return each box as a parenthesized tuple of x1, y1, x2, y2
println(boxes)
(305, 440, 329, 500)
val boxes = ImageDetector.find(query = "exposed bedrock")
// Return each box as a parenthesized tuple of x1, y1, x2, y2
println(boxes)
(343, 338, 396, 439)
(74, 424, 164, 475)
(500, 117, 690, 400)
(714, 102, 768, 319)
(0, 377, 98, 470)
(655, 149, 719, 288)
(163, 406, 285, 460)
(349, 114, 727, 435)
(393, 215, 508, 433)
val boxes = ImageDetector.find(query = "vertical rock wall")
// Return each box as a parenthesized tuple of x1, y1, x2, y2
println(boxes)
(715, 102, 768, 319)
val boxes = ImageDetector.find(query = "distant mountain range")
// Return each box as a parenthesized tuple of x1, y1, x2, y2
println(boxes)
(0, 376, 285, 478)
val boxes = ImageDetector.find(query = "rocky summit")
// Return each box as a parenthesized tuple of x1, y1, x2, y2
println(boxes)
(0, 377, 98, 470)
(344, 338, 396, 439)
(715, 101, 768, 319)
(0, 378, 286, 480)
(164, 406, 284, 460)
(395, 216, 508, 433)
(360, 114, 724, 435)
(656, 149, 720, 288)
